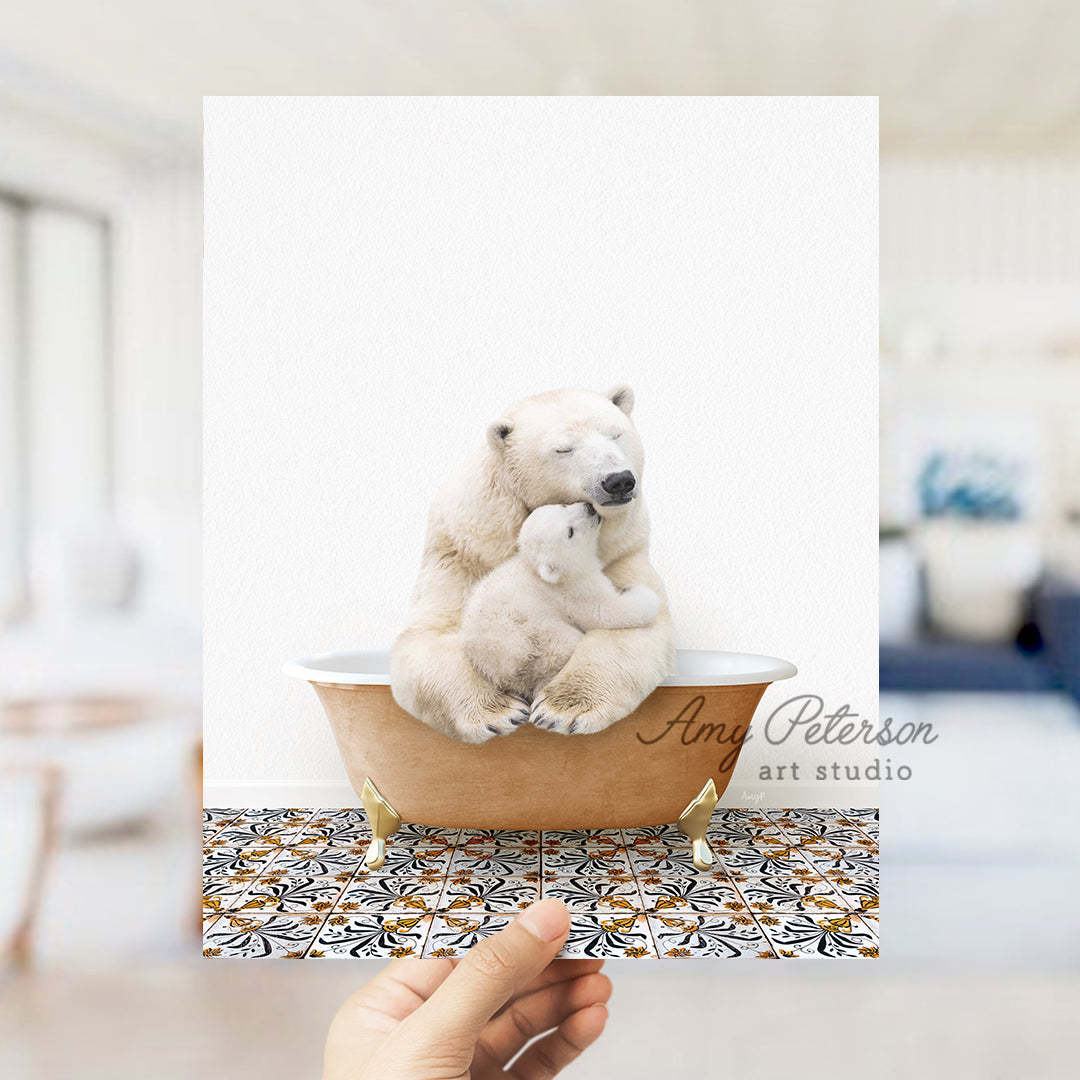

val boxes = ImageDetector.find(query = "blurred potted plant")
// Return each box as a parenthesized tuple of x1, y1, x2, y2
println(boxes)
(916, 451, 1042, 642)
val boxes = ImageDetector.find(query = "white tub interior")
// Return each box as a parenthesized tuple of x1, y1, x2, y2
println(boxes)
(284, 648, 796, 687)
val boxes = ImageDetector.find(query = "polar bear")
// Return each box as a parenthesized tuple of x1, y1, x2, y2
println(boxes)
(390, 384, 675, 743)
(461, 502, 661, 704)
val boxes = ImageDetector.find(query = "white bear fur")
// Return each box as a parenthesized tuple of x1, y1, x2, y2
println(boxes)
(461, 502, 661, 703)
(390, 384, 676, 743)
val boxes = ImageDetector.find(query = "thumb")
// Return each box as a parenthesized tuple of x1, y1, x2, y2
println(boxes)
(394, 899, 570, 1063)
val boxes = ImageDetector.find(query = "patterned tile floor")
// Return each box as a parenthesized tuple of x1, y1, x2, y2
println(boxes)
(202, 807, 878, 959)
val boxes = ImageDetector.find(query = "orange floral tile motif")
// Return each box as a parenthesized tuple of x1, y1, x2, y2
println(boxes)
(200, 807, 878, 960)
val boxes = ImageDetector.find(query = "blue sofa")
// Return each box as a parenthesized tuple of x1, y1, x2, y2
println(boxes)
(880, 577, 1080, 700)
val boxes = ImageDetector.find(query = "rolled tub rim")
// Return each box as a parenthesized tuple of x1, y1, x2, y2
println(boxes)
(282, 647, 797, 687)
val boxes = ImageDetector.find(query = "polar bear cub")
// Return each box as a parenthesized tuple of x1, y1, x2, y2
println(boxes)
(461, 502, 661, 703)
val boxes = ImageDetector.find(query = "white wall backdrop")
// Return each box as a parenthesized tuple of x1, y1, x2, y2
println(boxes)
(203, 96, 878, 807)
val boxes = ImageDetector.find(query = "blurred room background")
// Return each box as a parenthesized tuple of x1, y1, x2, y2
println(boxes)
(0, 7, 203, 995)
(1, 2, 1079, 1078)
(879, 155, 1080, 970)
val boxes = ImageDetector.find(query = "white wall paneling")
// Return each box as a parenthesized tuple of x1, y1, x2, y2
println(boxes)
(881, 159, 1080, 532)
(0, 201, 22, 620)
(0, 105, 202, 631)
(24, 206, 110, 537)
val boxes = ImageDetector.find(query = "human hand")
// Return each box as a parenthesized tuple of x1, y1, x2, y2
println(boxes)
(323, 898, 611, 1079)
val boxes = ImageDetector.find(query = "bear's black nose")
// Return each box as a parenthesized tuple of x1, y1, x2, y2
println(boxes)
(601, 470, 636, 498)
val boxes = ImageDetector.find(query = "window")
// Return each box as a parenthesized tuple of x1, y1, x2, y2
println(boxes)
(0, 192, 112, 623)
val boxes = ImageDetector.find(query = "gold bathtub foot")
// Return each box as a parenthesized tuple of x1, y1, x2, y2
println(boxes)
(676, 778, 719, 872)
(360, 777, 401, 870)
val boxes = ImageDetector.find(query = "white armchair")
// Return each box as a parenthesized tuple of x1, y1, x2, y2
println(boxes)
(0, 519, 200, 835)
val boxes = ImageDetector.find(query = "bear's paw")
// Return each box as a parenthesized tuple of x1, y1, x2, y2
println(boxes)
(529, 684, 623, 736)
(455, 690, 532, 743)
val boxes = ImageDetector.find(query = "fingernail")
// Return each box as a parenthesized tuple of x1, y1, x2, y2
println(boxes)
(517, 898, 569, 942)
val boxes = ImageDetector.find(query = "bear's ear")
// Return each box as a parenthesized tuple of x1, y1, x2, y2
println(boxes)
(487, 418, 514, 452)
(536, 562, 561, 585)
(607, 384, 634, 416)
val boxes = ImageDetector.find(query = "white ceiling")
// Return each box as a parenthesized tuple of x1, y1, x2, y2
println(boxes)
(0, 0, 1079, 157)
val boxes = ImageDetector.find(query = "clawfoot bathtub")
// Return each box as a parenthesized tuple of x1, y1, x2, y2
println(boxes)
(283, 649, 796, 871)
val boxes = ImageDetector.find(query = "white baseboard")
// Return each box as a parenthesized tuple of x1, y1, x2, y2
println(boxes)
(203, 780, 360, 809)
(721, 782, 878, 810)
(205, 779, 877, 812)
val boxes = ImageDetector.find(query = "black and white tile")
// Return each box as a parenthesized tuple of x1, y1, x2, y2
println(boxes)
(232, 875, 348, 914)
(202, 875, 252, 916)
(621, 824, 690, 848)
(754, 910, 880, 958)
(777, 822, 874, 847)
(541, 875, 643, 913)
(649, 913, 775, 958)
(336, 875, 445, 914)
(311, 912, 431, 959)
(448, 847, 540, 876)
(440, 874, 539, 914)
(203, 807, 879, 959)
(638, 874, 747, 914)
(232, 808, 314, 825)
(202, 846, 284, 876)
(715, 845, 814, 876)
(291, 822, 374, 847)
(541, 847, 631, 877)
(361, 845, 455, 877)
(203, 913, 326, 958)
(423, 914, 511, 957)
(210, 823, 306, 847)
(558, 913, 656, 958)
(270, 846, 368, 876)
(626, 846, 708, 877)
(828, 876, 880, 912)
(458, 828, 541, 849)
(706, 821, 789, 847)
(799, 846, 880, 877)
(735, 875, 849, 915)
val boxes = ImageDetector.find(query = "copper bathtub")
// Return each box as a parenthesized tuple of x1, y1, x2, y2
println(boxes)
(284, 648, 796, 870)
